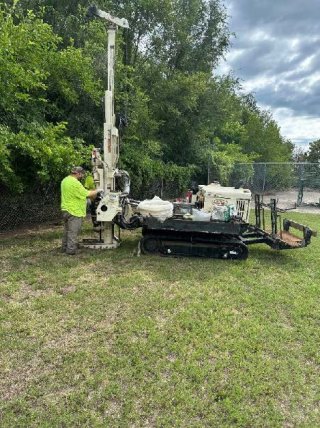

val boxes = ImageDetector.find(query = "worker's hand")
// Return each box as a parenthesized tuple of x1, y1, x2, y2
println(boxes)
(96, 189, 104, 199)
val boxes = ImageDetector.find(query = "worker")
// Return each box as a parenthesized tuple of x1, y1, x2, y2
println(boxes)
(84, 171, 96, 214)
(61, 166, 99, 255)
(84, 172, 95, 191)
(84, 171, 101, 228)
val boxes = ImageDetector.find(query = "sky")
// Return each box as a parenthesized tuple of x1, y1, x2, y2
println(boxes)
(217, 0, 320, 149)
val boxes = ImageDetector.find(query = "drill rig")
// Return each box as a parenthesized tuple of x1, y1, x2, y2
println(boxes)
(83, 6, 130, 249)
(82, 6, 316, 258)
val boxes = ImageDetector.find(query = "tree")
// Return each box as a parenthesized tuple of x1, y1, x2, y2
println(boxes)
(306, 139, 320, 163)
(0, 5, 100, 191)
(2, 0, 295, 196)
(292, 146, 308, 162)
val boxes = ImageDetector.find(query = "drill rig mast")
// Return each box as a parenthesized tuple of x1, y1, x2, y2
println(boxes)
(84, 6, 129, 249)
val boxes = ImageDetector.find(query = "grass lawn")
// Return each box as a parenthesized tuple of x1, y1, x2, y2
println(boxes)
(1, 211, 320, 427)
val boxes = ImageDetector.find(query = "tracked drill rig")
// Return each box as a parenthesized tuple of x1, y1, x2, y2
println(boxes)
(82, 6, 316, 259)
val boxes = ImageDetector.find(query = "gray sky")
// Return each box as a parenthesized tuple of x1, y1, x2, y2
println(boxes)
(218, 0, 320, 148)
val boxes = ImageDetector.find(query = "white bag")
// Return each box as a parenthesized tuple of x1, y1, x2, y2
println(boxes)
(137, 196, 173, 221)
(192, 209, 211, 222)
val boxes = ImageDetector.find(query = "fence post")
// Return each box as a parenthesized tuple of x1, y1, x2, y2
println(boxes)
(262, 163, 267, 193)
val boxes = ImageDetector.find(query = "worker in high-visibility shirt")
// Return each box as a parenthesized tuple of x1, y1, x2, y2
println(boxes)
(61, 166, 99, 255)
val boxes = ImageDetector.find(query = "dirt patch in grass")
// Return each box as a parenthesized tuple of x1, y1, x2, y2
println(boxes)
(0, 222, 62, 239)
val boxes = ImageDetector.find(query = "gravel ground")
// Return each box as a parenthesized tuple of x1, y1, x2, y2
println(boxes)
(259, 189, 320, 213)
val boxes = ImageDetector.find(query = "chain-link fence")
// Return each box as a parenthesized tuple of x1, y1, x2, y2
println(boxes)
(222, 162, 320, 209)
(2, 163, 319, 231)
(135, 179, 184, 201)
(0, 183, 61, 231)
(0, 179, 181, 232)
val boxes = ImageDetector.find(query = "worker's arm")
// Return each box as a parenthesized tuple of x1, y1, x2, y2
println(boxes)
(87, 189, 100, 198)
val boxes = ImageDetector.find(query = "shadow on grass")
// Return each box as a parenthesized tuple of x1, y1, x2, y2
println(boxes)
(247, 244, 306, 268)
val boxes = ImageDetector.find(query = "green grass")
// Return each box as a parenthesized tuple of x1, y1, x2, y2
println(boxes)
(1, 212, 320, 427)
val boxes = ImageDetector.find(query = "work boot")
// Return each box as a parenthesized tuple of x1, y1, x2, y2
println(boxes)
(66, 249, 77, 255)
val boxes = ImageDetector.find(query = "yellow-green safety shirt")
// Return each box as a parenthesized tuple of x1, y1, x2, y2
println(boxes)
(84, 174, 95, 190)
(61, 175, 90, 217)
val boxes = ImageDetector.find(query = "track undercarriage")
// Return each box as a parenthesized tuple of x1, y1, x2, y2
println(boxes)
(139, 196, 316, 260)
(141, 228, 249, 260)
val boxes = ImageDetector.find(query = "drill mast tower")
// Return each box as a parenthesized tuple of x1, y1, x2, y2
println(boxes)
(86, 6, 129, 249)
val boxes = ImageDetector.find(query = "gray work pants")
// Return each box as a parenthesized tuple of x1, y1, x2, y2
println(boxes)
(62, 211, 83, 254)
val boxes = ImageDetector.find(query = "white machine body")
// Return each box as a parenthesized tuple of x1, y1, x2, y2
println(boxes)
(200, 182, 252, 222)
(96, 192, 122, 222)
